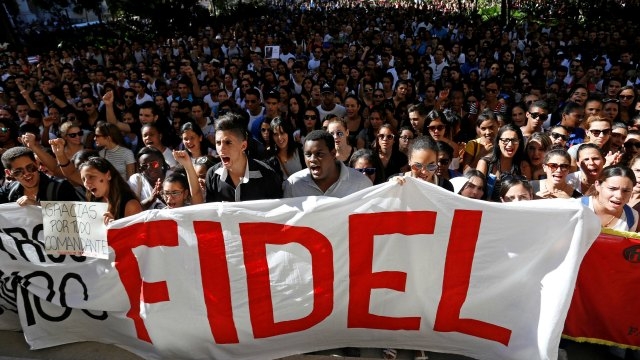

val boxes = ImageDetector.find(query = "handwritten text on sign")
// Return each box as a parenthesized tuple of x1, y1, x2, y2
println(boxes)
(41, 201, 108, 258)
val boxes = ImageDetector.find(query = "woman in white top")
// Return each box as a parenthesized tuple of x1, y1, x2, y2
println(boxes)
(128, 146, 169, 210)
(583, 165, 638, 232)
(94, 122, 136, 180)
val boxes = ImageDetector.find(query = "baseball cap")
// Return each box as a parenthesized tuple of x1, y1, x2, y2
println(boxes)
(321, 82, 334, 94)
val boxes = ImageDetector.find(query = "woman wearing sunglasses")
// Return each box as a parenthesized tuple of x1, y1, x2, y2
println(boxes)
(617, 86, 637, 124)
(128, 146, 169, 210)
(476, 124, 531, 201)
(548, 125, 571, 150)
(530, 149, 581, 199)
(326, 118, 354, 166)
(349, 149, 385, 185)
(59, 121, 86, 160)
(389, 135, 454, 191)
(567, 115, 619, 172)
(374, 124, 408, 178)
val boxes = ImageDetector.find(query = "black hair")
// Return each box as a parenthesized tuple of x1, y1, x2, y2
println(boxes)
(304, 130, 335, 152)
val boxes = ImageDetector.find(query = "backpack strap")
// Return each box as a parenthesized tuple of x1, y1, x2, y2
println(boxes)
(581, 196, 589, 206)
(623, 204, 634, 230)
(7, 181, 22, 201)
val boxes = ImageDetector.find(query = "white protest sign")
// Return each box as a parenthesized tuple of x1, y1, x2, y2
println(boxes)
(41, 201, 109, 259)
(265, 45, 280, 59)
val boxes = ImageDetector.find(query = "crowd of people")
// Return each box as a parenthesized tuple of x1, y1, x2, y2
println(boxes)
(0, 2, 640, 358)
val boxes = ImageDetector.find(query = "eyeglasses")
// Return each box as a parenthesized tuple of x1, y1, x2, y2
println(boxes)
(411, 162, 438, 172)
(355, 167, 376, 175)
(329, 131, 345, 138)
(304, 115, 317, 120)
(0, 127, 8, 134)
(545, 163, 570, 172)
(139, 160, 160, 171)
(499, 138, 519, 145)
(377, 134, 394, 141)
(529, 112, 548, 119)
(161, 190, 184, 198)
(66, 130, 84, 138)
(428, 125, 445, 132)
(619, 95, 634, 100)
(625, 141, 640, 149)
(399, 135, 413, 142)
(549, 132, 569, 141)
(589, 128, 611, 137)
(10, 163, 38, 179)
(438, 158, 451, 166)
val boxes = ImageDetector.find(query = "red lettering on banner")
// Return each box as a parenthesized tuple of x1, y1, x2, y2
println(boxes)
(241, 223, 334, 338)
(434, 210, 512, 345)
(348, 211, 436, 330)
(110, 220, 179, 343)
(194, 221, 239, 344)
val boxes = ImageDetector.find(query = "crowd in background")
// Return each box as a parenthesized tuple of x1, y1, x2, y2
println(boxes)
(1, 3, 640, 358)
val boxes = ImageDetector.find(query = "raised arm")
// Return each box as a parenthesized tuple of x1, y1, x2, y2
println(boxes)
(103, 90, 131, 134)
(173, 150, 203, 205)
(49, 138, 83, 186)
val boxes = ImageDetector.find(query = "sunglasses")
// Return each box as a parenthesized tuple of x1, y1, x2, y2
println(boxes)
(377, 134, 394, 141)
(499, 138, 520, 145)
(603, 98, 619, 104)
(364, 88, 373, 93)
(545, 163, 570, 172)
(625, 141, 640, 149)
(411, 162, 438, 172)
(81, 103, 94, 108)
(304, 115, 317, 120)
(66, 130, 84, 138)
(589, 128, 611, 137)
(549, 132, 569, 141)
(355, 167, 376, 175)
(329, 131, 345, 138)
(428, 125, 445, 132)
(10, 163, 38, 179)
(619, 95, 634, 100)
(0, 127, 8, 134)
(139, 160, 160, 171)
(399, 135, 414, 141)
(529, 112, 548, 119)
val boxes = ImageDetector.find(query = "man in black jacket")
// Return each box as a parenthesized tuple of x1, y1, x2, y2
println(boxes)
(205, 114, 282, 202)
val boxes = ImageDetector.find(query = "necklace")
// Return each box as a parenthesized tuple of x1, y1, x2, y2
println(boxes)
(604, 215, 617, 227)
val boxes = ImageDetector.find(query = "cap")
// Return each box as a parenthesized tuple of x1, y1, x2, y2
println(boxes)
(210, 58, 221, 65)
(321, 82, 334, 94)
(215, 34, 222, 40)
(450, 177, 469, 195)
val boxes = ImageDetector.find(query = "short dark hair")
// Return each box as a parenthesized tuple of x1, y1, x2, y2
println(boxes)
(215, 114, 248, 141)
(1, 147, 35, 170)
(304, 130, 335, 152)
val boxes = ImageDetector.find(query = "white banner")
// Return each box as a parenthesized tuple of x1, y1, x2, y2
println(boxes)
(0, 178, 600, 360)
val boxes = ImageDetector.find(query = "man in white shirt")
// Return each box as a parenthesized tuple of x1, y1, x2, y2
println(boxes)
(316, 82, 346, 121)
(284, 130, 371, 198)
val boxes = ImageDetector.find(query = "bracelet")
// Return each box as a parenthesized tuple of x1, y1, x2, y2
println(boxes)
(57, 160, 71, 168)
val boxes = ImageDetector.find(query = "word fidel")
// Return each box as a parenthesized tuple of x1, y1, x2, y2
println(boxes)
(109, 210, 512, 346)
